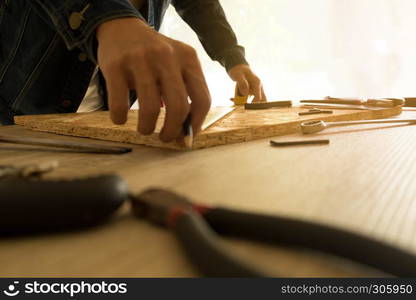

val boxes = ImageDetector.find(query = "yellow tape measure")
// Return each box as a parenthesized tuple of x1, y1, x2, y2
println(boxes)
(231, 84, 249, 105)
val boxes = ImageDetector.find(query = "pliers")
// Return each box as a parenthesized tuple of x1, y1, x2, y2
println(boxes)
(2, 169, 415, 277)
(131, 189, 416, 277)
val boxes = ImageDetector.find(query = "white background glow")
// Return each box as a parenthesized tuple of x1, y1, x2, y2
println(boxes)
(160, 0, 416, 105)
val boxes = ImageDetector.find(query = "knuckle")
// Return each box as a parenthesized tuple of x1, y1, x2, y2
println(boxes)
(252, 76, 261, 85)
(183, 57, 199, 69)
(186, 50, 198, 61)
(180, 46, 199, 68)
(151, 43, 174, 56)
(183, 45, 198, 57)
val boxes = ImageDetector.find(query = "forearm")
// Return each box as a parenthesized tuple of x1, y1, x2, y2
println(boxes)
(30, 0, 143, 61)
(172, 0, 248, 71)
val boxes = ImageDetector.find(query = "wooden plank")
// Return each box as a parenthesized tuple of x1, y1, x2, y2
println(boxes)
(14, 105, 402, 150)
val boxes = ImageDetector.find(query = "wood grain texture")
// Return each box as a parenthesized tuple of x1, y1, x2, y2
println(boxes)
(2, 109, 416, 277)
(14, 106, 402, 150)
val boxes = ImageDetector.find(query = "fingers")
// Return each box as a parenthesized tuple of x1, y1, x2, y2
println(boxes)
(261, 87, 268, 102)
(185, 76, 211, 136)
(159, 45, 210, 142)
(232, 72, 250, 96)
(104, 66, 130, 124)
(158, 67, 190, 143)
(136, 82, 161, 135)
(228, 65, 266, 102)
(132, 67, 161, 135)
(182, 58, 211, 136)
(128, 44, 209, 143)
(97, 18, 210, 144)
(245, 72, 262, 102)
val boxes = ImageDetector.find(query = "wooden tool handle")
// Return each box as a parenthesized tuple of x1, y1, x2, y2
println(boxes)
(404, 98, 416, 107)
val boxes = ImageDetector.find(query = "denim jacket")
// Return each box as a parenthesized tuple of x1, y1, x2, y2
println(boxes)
(0, 0, 247, 124)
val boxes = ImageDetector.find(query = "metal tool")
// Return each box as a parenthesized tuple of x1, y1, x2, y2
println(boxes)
(0, 135, 132, 154)
(182, 113, 193, 150)
(202, 107, 236, 130)
(131, 188, 416, 277)
(0, 161, 59, 178)
(301, 118, 416, 134)
(298, 108, 333, 116)
(230, 83, 292, 109)
(244, 101, 292, 110)
(270, 139, 330, 147)
(3, 171, 416, 276)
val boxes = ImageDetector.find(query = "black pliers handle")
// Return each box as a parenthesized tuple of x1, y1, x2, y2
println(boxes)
(131, 189, 416, 277)
(0, 174, 129, 235)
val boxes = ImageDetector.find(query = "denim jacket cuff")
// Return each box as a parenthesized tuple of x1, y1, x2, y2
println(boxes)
(33, 0, 144, 59)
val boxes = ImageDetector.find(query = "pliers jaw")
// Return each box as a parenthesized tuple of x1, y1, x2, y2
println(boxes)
(130, 188, 193, 227)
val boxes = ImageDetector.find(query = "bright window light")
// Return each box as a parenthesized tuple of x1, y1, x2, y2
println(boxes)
(160, 0, 416, 105)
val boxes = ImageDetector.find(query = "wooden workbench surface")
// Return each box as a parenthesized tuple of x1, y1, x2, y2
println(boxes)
(2, 109, 416, 277)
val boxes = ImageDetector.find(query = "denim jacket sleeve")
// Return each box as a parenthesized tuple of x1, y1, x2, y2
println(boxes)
(171, 0, 248, 71)
(30, 0, 144, 62)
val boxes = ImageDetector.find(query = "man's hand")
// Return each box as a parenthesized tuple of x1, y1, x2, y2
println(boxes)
(228, 64, 267, 102)
(96, 18, 211, 142)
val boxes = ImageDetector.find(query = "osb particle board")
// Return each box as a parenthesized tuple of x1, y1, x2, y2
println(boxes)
(14, 106, 402, 150)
